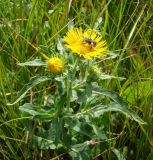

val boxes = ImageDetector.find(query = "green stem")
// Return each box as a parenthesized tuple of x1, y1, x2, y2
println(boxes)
(66, 56, 79, 111)
(66, 79, 72, 111)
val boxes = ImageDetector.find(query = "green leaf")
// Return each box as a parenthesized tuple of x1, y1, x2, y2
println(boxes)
(89, 124, 107, 140)
(64, 117, 93, 138)
(57, 38, 65, 53)
(71, 143, 87, 152)
(77, 83, 92, 104)
(18, 59, 47, 66)
(69, 143, 90, 160)
(70, 90, 78, 102)
(93, 17, 103, 29)
(90, 84, 146, 124)
(56, 93, 66, 112)
(55, 77, 65, 95)
(31, 135, 56, 150)
(8, 76, 52, 105)
(99, 73, 125, 80)
(92, 85, 128, 108)
(102, 52, 118, 60)
(113, 148, 126, 160)
(83, 102, 145, 124)
(19, 103, 55, 120)
(51, 118, 64, 147)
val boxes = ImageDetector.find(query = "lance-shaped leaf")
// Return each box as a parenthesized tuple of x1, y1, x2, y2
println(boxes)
(99, 73, 125, 80)
(92, 85, 128, 108)
(18, 59, 47, 66)
(8, 76, 52, 105)
(19, 103, 55, 120)
(82, 102, 145, 124)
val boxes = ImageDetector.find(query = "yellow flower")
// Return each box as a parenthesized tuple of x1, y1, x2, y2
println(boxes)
(64, 28, 107, 59)
(48, 57, 64, 74)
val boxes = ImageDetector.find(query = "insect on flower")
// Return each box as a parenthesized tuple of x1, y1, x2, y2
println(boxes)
(83, 37, 97, 49)
(82, 30, 97, 49)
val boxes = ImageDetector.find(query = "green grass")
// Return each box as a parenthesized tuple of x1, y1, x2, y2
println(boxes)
(0, 0, 153, 159)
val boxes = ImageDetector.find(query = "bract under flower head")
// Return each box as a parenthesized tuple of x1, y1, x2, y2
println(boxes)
(91, 65, 101, 75)
(64, 28, 107, 59)
(48, 57, 64, 74)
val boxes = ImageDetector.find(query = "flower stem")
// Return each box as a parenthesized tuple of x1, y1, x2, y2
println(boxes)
(66, 56, 79, 111)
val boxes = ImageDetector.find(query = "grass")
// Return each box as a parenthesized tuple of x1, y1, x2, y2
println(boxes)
(0, 0, 153, 159)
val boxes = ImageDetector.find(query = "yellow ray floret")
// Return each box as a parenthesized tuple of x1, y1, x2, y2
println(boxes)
(64, 28, 107, 59)
(48, 57, 64, 74)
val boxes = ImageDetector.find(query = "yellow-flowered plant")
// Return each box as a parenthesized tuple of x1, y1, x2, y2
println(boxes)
(12, 27, 145, 160)
(64, 28, 107, 59)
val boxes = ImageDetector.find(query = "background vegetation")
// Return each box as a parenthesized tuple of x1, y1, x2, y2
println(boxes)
(0, 0, 153, 159)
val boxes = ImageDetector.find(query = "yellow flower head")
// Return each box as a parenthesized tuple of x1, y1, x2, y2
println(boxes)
(64, 28, 107, 59)
(48, 57, 64, 74)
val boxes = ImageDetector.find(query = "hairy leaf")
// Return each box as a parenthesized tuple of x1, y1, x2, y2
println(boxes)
(19, 103, 55, 120)
(8, 76, 52, 105)
(18, 59, 47, 66)
(83, 102, 145, 124)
